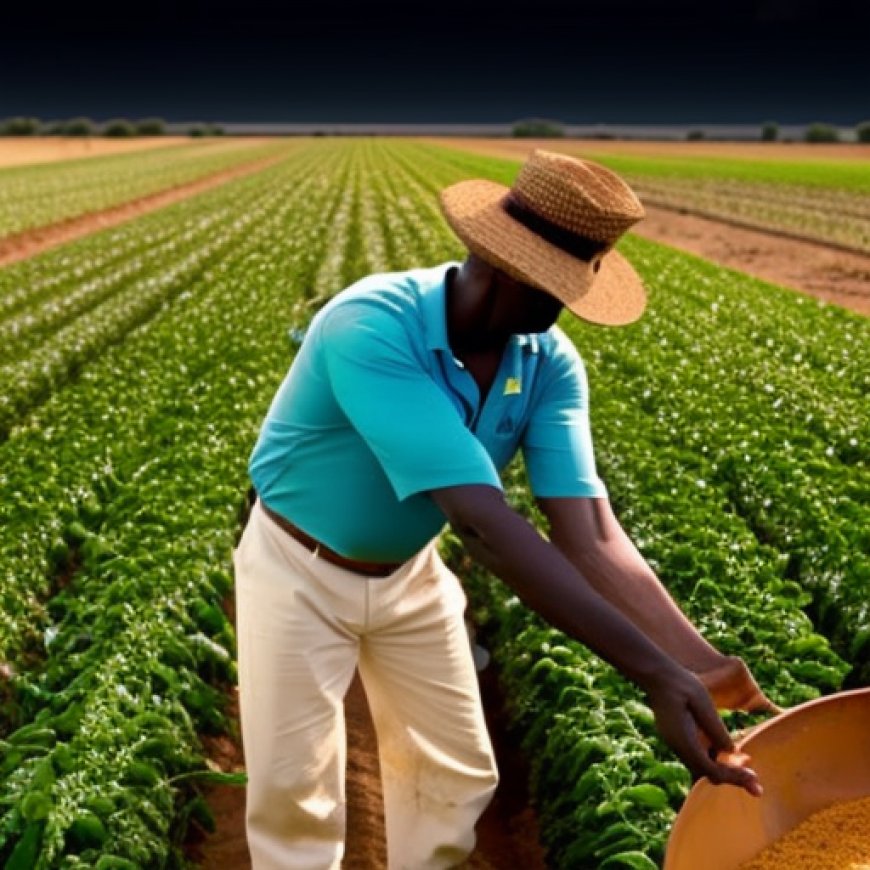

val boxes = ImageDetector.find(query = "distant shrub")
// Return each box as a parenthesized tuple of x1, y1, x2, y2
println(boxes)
(103, 118, 135, 137)
(856, 121, 870, 143)
(1, 116, 41, 135)
(512, 118, 565, 138)
(804, 122, 840, 143)
(41, 120, 66, 136)
(62, 117, 96, 136)
(188, 123, 224, 137)
(761, 121, 779, 141)
(686, 129, 705, 141)
(135, 117, 166, 136)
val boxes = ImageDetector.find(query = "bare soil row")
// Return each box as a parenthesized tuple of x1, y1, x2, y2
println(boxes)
(0, 136, 274, 168)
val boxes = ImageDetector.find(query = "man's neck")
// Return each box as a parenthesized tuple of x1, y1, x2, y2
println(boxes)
(445, 264, 510, 356)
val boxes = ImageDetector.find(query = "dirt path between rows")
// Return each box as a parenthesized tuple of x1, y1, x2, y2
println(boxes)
(189, 668, 548, 869)
(0, 150, 291, 268)
(634, 204, 870, 316)
(0, 136, 196, 168)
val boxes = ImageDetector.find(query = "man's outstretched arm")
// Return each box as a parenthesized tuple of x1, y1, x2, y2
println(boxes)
(429, 483, 763, 795)
(536, 496, 780, 714)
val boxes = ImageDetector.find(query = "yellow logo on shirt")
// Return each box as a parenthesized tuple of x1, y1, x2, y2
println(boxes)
(503, 377, 522, 396)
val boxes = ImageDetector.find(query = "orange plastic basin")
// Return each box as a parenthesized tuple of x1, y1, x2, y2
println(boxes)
(664, 687, 870, 870)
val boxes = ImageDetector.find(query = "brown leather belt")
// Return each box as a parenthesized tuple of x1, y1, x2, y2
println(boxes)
(260, 501, 403, 577)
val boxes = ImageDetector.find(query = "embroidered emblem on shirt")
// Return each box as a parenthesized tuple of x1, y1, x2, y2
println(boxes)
(503, 377, 522, 396)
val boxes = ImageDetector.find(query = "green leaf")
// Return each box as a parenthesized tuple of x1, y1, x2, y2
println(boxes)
(621, 783, 670, 810)
(21, 791, 53, 823)
(170, 769, 248, 787)
(600, 850, 659, 869)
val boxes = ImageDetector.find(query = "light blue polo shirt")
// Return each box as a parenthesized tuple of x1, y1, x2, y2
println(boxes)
(249, 263, 607, 563)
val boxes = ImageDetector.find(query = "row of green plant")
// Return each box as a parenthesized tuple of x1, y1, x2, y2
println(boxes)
(0, 190, 280, 367)
(0, 139, 294, 239)
(0, 141, 446, 867)
(0, 191, 263, 439)
(598, 174, 870, 254)
(572, 151, 870, 192)
(0, 199, 217, 321)
(0, 144, 336, 663)
(570, 235, 869, 680)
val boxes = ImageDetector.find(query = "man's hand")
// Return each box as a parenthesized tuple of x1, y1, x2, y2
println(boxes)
(645, 665, 764, 797)
(696, 655, 783, 714)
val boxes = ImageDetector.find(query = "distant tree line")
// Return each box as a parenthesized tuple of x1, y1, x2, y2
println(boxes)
(507, 116, 870, 143)
(511, 118, 566, 138)
(747, 121, 870, 143)
(0, 117, 225, 137)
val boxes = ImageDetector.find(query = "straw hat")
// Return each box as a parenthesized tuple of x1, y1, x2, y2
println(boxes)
(439, 149, 647, 326)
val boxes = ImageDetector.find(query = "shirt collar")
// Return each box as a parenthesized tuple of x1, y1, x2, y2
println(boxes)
(421, 262, 458, 352)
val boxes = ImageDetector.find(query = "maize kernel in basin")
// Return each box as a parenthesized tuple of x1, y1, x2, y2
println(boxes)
(738, 795, 870, 869)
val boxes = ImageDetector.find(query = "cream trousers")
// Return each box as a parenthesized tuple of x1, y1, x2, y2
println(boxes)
(233, 499, 499, 870)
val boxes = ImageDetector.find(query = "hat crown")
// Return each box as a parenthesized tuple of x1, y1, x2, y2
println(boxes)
(512, 150, 645, 243)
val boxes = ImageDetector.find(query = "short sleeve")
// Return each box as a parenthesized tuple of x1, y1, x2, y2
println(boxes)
(522, 331, 607, 498)
(319, 302, 502, 501)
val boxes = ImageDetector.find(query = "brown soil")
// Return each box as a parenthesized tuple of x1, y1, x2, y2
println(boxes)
(0, 151, 291, 268)
(0, 136, 272, 168)
(633, 204, 870, 315)
(188, 668, 547, 870)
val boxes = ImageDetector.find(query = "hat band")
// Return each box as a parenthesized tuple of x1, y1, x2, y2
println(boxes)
(503, 193, 610, 262)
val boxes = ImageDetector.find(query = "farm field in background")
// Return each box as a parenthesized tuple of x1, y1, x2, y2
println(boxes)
(431, 138, 870, 254)
(0, 139, 294, 239)
(430, 137, 870, 163)
(0, 139, 867, 868)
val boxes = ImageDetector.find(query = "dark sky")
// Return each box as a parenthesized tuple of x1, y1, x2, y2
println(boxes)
(2, 0, 869, 124)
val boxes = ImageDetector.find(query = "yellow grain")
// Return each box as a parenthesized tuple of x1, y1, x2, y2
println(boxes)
(739, 796, 870, 869)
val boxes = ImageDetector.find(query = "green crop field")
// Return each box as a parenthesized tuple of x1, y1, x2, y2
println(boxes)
(561, 152, 870, 191)
(0, 139, 867, 868)
(0, 139, 294, 239)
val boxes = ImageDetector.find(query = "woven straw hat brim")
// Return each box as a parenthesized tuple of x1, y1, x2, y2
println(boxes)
(440, 179, 646, 327)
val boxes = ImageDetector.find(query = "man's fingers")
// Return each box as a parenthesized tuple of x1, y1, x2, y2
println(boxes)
(748, 696, 784, 716)
(710, 749, 764, 796)
(688, 686, 734, 754)
(672, 709, 729, 785)
(682, 689, 764, 797)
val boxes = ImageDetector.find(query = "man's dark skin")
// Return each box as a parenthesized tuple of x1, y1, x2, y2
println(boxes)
(429, 253, 775, 796)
